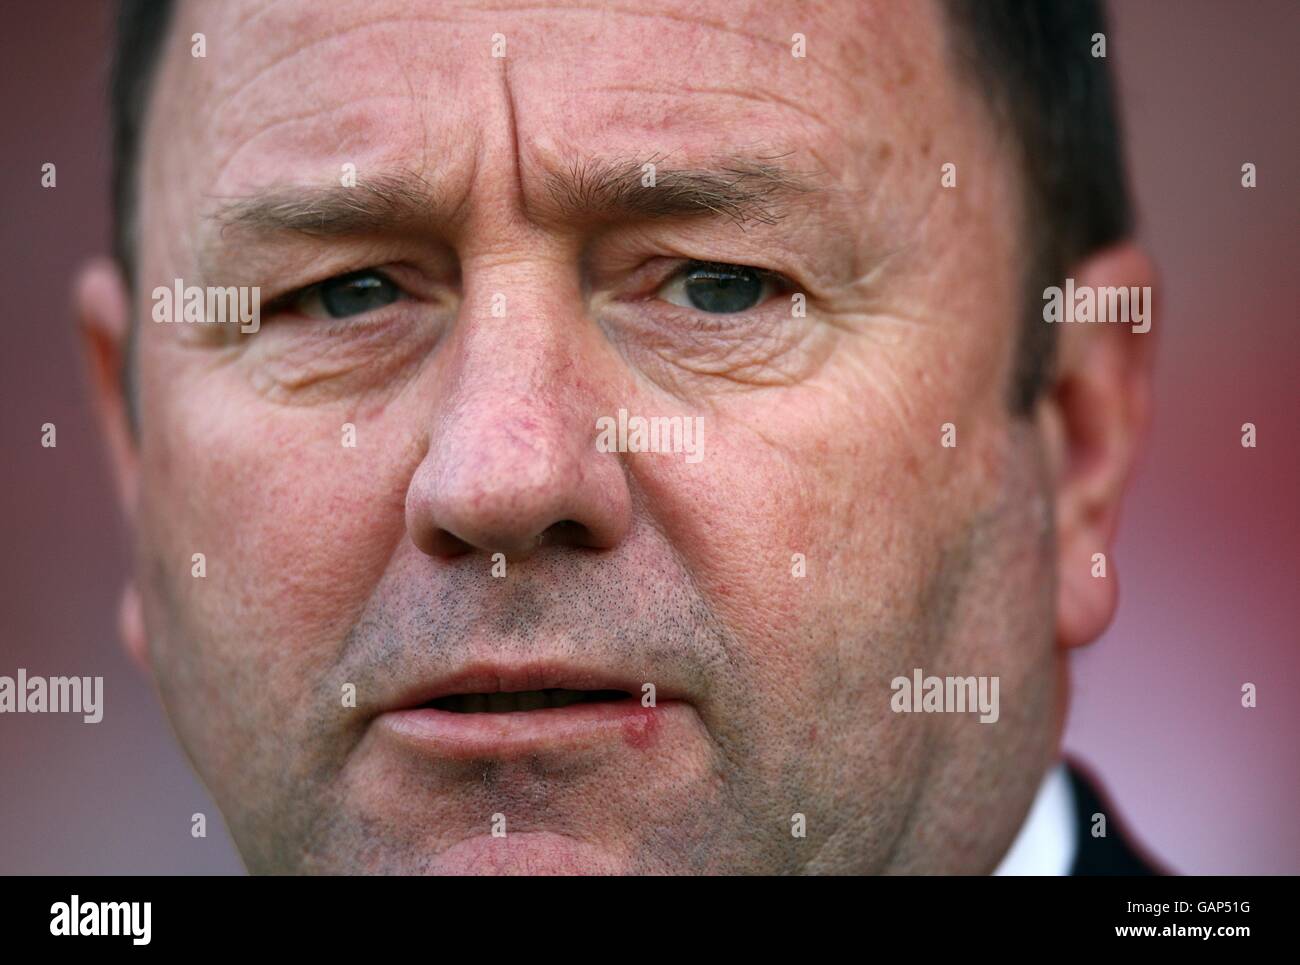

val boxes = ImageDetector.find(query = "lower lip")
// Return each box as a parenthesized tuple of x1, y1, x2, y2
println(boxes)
(376, 699, 684, 759)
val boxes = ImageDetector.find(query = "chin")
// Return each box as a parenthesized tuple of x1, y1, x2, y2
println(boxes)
(422, 832, 629, 876)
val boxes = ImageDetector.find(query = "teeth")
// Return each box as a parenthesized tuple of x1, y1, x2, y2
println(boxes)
(430, 689, 630, 713)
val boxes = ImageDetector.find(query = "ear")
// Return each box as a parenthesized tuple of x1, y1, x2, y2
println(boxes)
(76, 257, 150, 674)
(1036, 243, 1158, 651)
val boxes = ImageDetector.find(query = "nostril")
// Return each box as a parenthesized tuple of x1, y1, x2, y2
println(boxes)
(421, 528, 475, 558)
(536, 519, 593, 549)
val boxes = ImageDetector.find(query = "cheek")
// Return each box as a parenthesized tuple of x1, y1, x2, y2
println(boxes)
(642, 357, 1030, 746)
(626, 382, 965, 704)
(139, 373, 419, 683)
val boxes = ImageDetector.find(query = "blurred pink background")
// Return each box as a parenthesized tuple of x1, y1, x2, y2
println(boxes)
(1, 1, 1295, 874)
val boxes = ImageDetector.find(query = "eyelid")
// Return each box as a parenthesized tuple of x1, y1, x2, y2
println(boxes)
(655, 261, 784, 310)
(269, 267, 405, 319)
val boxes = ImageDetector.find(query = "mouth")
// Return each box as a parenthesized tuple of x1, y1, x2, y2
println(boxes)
(426, 689, 635, 713)
(375, 664, 691, 758)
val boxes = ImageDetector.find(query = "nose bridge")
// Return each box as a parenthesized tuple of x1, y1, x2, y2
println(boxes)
(447, 252, 585, 463)
(404, 256, 630, 560)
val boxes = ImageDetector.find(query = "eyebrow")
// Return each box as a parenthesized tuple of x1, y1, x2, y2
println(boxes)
(208, 153, 823, 243)
(211, 170, 438, 238)
(544, 153, 820, 227)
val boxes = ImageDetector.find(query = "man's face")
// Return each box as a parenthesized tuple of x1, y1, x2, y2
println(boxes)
(120, 0, 1065, 873)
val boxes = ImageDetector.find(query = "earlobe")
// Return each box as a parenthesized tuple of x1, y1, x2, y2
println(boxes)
(75, 256, 139, 517)
(1044, 242, 1158, 650)
(119, 582, 152, 674)
(1057, 546, 1120, 650)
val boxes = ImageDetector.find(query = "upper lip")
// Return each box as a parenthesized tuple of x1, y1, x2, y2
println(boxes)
(382, 661, 689, 713)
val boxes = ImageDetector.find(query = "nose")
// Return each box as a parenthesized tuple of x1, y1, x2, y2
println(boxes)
(404, 317, 631, 563)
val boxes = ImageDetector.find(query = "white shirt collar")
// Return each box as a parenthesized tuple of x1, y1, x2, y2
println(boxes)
(992, 762, 1077, 875)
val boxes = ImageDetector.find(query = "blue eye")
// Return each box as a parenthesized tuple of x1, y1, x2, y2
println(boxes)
(659, 262, 771, 314)
(308, 270, 401, 319)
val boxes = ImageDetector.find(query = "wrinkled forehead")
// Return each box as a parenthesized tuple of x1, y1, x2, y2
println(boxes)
(143, 0, 957, 207)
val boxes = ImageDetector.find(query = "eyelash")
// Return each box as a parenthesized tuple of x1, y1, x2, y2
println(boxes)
(271, 259, 789, 322)
(265, 269, 399, 318)
(655, 261, 785, 304)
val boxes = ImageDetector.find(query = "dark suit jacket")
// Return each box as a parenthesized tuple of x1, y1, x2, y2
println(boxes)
(1067, 759, 1168, 875)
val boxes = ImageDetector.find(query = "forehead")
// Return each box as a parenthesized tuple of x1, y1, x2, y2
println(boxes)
(148, 0, 955, 206)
